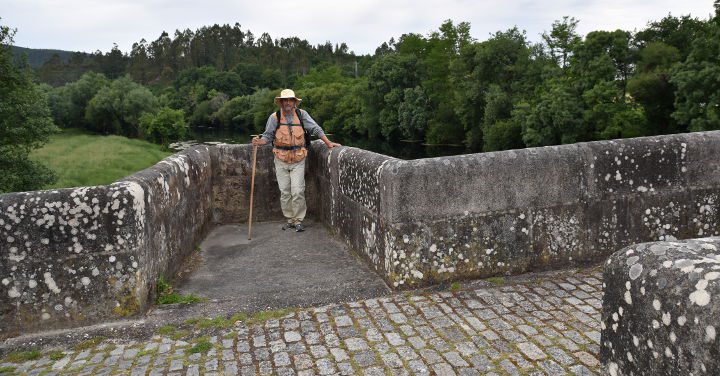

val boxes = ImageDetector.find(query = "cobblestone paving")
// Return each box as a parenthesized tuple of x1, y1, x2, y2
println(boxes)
(0, 267, 603, 375)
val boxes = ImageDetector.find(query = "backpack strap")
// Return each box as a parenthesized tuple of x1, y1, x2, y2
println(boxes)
(273, 110, 285, 146)
(296, 108, 311, 149)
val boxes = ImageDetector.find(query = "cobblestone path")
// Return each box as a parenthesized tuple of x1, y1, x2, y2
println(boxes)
(1, 267, 603, 375)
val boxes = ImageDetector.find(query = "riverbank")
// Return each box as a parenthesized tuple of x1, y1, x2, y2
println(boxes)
(30, 129, 172, 189)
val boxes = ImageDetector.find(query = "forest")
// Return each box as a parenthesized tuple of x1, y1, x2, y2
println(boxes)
(2, 4, 720, 192)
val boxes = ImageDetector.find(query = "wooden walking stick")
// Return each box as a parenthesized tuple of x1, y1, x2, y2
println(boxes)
(248, 136, 260, 240)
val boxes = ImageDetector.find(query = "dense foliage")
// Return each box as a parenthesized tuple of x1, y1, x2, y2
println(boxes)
(1, 21, 57, 193)
(14, 5, 720, 155)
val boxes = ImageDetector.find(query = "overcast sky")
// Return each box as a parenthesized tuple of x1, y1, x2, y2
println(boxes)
(1, 0, 716, 55)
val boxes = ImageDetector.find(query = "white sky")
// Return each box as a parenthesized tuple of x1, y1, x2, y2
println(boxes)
(1, 0, 716, 55)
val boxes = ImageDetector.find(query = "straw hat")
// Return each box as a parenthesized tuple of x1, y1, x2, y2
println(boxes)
(274, 89, 302, 105)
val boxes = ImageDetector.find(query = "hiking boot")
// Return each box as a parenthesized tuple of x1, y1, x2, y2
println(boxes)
(281, 223, 294, 231)
(295, 223, 305, 232)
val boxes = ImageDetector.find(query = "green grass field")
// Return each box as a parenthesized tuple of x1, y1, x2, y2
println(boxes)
(31, 129, 172, 189)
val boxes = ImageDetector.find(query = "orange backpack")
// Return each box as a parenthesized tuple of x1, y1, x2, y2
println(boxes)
(272, 109, 311, 163)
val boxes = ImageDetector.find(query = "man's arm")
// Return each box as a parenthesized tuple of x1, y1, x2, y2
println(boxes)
(252, 114, 277, 146)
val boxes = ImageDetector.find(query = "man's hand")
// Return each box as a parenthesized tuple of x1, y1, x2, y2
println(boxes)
(252, 136, 266, 146)
(327, 142, 342, 149)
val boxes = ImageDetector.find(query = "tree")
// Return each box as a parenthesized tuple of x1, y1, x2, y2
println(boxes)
(85, 75, 159, 136)
(634, 15, 709, 61)
(0, 21, 58, 192)
(582, 80, 648, 139)
(522, 78, 585, 146)
(542, 16, 581, 70)
(573, 30, 634, 93)
(397, 86, 430, 140)
(481, 85, 522, 151)
(48, 71, 109, 129)
(453, 27, 547, 149)
(670, 14, 720, 131)
(139, 107, 187, 144)
(627, 42, 681, 134)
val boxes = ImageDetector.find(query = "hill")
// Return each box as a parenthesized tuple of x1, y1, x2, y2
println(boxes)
(9, 45, 85, 68)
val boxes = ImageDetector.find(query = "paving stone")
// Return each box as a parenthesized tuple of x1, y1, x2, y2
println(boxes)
(509, 352, 533, 370)
(386, 332, 405, 346)
(353, 350, 377, 367)
(569, 364, 597, 375)
(293, 354, 313, 370)
(381, 352, 403, 368)
(337, 326, 360, 338)
(428, 337, 450, 352)
(419, 349, 443, 364)
(205, 358, 219, 372)
(330, 348, 349, 362)
(305, 332, 321, 345)
(432, 362, 457, 376)
(408, 336, 426, 349)
(335, 315, 353, 327)
(238, 353, 253, 365)
(240, 365, 257, 376)
(316, 358, 336, 375)
(363, 366, 385, 376)
(325, 334, 340, 347)
(443, 351, 469, 367)
(454, 342, 477, 358)
(274, 352, 292, 367)
(539, 359, 565, 374)
(284, 331, 302, 342)
(130, 366, 149, 376)
(223, 361, 239, 375)
(396, 346, 419, 360)
(310, 345, 329, 358)
(408, 359, 430, 375)
(344, 338, 369, 351)
(557, 337, 580, 352)
(186, 364, 200, 376)
(254, 347, 270, 361)
(517, 342, 547, 360)
(337, 362, 355, 375)
(574, 351, 600, 368)
(236, 340, 250, 352)
(547, 346, 574, 365)
(258, 360, 273, 374)
(365, 328, 384, 342)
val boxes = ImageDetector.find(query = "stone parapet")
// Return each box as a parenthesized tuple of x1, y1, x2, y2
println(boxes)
(601, 238, 720, 375)
(0, 146, 213, 337)
(307, 132, 720, 288)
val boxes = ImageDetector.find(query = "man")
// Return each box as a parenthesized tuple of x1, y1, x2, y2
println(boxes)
(252, 89, 341, 232)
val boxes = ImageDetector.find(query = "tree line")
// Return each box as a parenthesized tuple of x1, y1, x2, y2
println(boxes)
(3, 6, 720, 192)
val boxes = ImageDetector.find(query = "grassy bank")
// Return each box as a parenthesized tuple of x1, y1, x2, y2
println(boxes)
(31, 129, 172, 189)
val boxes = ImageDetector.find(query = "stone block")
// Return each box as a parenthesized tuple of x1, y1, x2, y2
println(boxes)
(601, 238, 720, 375)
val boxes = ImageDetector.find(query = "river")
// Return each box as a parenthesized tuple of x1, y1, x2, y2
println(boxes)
(188, 126, 478, 160)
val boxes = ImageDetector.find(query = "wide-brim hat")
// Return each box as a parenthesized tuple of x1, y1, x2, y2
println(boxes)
(274, 89, 302, 105)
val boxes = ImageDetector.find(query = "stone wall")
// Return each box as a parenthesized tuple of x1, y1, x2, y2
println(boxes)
(304, 131, 720, 288)
(0, 146, 213, 338)
(601, 238, 720, 375)
(3, 130, 720, 336)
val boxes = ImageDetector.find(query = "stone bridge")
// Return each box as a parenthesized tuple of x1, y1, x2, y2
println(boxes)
(1, 131, 720, 373)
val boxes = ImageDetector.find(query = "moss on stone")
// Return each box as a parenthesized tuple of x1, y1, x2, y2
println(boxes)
(4, 350, 41, 363)
(74, 337, 106, 351)
(113, 294, 140, 317)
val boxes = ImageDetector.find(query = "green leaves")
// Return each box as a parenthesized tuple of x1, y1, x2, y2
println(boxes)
(139, 107, 187, 145)
(0, 20, 58, 193)
(85, 75, 159, 136)
(669, 18, 720, 131)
